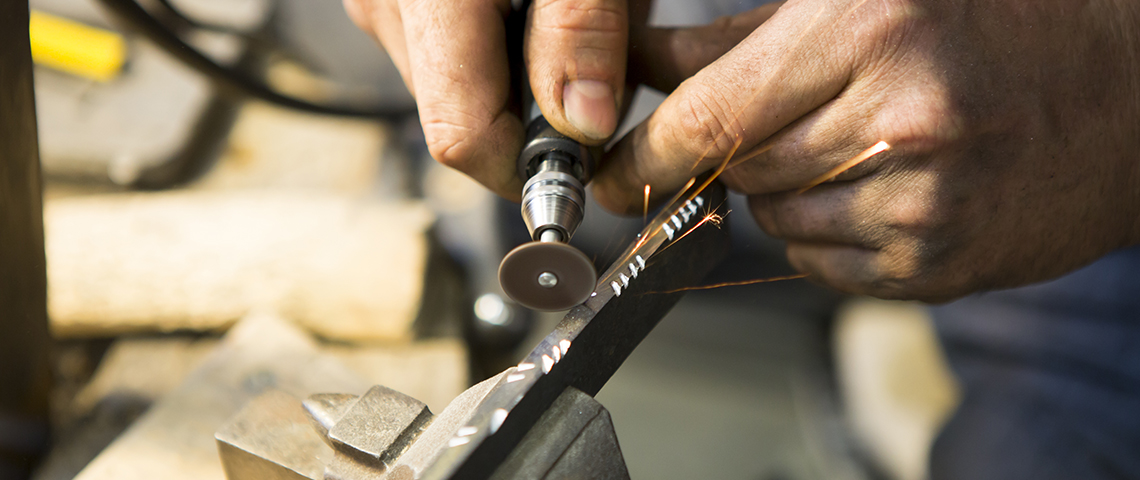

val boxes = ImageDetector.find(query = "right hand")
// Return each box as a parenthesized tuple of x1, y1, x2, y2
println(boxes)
(344, 0, 635, 201)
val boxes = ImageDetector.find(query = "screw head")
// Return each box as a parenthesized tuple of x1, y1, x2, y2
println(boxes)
(537, 272, 558, 288)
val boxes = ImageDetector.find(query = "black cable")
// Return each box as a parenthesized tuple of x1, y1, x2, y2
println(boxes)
(92, 0, 415, 120)
(153, 0, 257, 36)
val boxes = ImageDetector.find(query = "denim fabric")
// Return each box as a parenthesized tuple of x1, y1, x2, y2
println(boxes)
(929, 245, 1140, 480)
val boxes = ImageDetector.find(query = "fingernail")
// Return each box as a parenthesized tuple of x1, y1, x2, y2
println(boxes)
(563, 80, 617, 140)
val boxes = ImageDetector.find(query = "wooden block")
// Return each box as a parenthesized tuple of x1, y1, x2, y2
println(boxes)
(192, 102, 385, 194)
(70, 337, 219, 418)
(68, 338, 468, 420)
(46, 190, 434, 342)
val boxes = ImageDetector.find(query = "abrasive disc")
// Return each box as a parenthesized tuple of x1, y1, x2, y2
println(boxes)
(499, 241, 596, 311)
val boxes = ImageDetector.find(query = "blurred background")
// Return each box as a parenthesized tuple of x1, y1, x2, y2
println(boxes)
(3, 0, 961, 479)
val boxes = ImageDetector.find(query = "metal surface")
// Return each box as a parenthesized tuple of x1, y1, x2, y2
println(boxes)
(425, 180, 730, 480)
(218, 382, 629, 480)
(489, 387, 629, 480)
(519, 156, 585, 242)
(216, 390, 330, 480)
(0, 2, 53, 476)
(321, 386, 432, 472)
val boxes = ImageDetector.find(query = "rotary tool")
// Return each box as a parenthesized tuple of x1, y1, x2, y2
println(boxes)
(496, 0, 600, 311)
(498, 113, 599, 311)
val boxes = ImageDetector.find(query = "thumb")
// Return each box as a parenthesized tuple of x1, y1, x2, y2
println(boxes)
(525, 0, 628, 144)
(592, 1, 854, 213)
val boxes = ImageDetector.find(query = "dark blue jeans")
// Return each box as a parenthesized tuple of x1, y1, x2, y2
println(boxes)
(929, 245, 1140, 479)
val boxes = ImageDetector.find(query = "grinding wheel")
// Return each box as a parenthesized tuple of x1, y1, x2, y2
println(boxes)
(499, 241, 597, 311)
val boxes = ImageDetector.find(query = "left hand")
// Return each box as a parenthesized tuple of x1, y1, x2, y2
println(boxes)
(594, 0, 1140, 302)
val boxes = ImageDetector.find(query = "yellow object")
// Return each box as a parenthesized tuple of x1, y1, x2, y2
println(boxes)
(29, 10, 126, 82)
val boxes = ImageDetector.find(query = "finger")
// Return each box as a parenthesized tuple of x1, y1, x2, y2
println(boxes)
(526, 0, 628, 144)
(400, 0, 524, 200)
(344, 0, 413, 94)
(786, 240, 954, 301)
(785, 242, 885, 296)
(722, 70, 958, 195)
(719, 98, 886, 195)
(593, 1, 857, 213)
(748, 182, 893, 248)
(629, 3, 783, 93)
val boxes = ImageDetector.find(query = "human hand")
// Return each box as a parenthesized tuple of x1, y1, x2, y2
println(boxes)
(594, 0, 1140, 301)
(344, 0, 638, 200)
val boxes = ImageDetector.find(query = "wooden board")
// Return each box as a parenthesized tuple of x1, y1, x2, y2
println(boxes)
(46, 190, 434, 342)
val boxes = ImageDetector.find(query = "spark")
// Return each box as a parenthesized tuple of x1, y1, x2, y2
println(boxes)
(704, 211, 725, 227)
(643, 184, 651, 226)
(669, 209, 728, 245)
(632, 177, 696, 253)
(727, 142, 774, 169)
(682, 135, 743, 208)
(797, 141, 890, 194)
(665, 213, 715, 245)
(653, 205, 730, 256)
(651, 273, 810, 294)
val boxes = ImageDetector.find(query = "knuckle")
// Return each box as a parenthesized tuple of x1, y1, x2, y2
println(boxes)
(535, 0, 626, 35)
(672, 83, 742, 160)
(879, 169, 947, 235)
(874, 86, 965, 156)
(856, 0, 931, 59)
(868, 234, 960, 301)
(749, 196, 781, 236)
(420, 104, 492, 169)
(886, 192, 937, 231)
(719, 167, 754, 195)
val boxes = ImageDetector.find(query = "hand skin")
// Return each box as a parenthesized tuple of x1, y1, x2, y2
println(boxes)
(342, 0, 772, 201)
(592, 0, 1140, 303)
(345, 0, 640, 201)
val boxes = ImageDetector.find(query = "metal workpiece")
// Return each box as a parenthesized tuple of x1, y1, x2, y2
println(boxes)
(216, 181, 730, 480)
(219, 386, 435, 480)
(318, 386, 433, 472)
(216, 390, 332, 480)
